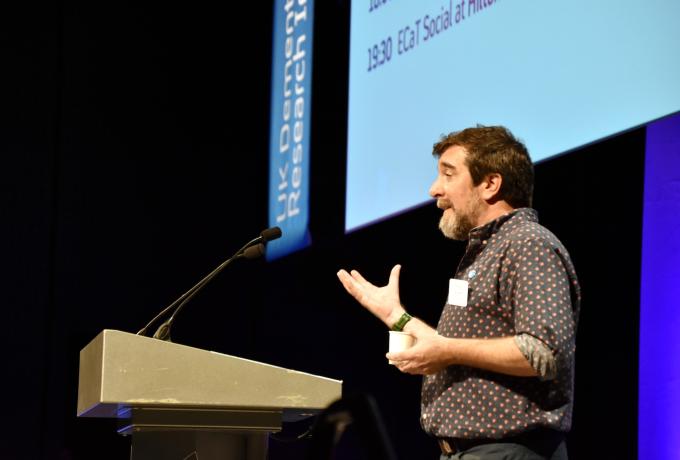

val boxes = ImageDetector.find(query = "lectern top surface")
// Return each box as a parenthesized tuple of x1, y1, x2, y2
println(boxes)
(77, 330, 342, 418)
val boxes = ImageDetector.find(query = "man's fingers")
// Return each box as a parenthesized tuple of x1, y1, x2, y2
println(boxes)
(336, 269, 354, 289)
(337, 270, 365, 301)
(388, 264, 401, 287)
(337, 269, 357, 290)
(349, 269, 369, 285)
(341, 267, 396, 290)
(336, 269, 349, 286)
(336, 269, 350, 281)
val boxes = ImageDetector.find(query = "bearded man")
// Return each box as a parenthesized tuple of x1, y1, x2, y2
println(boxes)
(337, 126, 580, 460)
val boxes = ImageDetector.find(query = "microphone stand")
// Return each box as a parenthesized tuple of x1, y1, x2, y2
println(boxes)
(151, 244, 264, 341)
(136, 226, 280, 340)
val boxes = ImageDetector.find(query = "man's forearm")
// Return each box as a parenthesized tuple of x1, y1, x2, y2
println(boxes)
(443, 336, 539, 377)
(399, 315, 436, 337)
(389, 316, 540, 377)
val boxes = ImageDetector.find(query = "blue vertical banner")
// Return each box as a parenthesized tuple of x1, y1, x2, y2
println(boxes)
(639, 111, 680, 460)
(268, 0, 315, 260)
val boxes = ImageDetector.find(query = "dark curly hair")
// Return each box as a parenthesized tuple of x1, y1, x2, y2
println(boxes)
(433, 125, 534, 208)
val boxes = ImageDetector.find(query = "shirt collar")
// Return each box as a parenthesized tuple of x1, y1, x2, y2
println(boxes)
(468, 208, 538, 241)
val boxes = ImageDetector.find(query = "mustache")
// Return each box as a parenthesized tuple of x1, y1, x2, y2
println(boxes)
(436, 199, 453, 210)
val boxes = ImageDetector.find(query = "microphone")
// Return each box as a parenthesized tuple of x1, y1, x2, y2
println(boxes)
(260, 226, 282, 242)
(239, 226, 282, 251)
(136, 227, 281, 341)
(242, 242, 266, 259)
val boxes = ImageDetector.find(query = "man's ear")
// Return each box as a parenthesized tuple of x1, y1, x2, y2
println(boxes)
(480, 173, 503, 201)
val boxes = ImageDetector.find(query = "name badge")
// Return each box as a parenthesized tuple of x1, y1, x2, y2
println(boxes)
(447, 278, 469, 307)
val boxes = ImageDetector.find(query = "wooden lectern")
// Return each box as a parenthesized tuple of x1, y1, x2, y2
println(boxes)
(77, 330, 342, 460)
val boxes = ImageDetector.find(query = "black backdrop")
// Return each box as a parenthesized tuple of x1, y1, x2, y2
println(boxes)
(2, 1, 643, 459)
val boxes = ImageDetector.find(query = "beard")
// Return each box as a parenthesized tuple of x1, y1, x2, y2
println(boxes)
(437, 194, 483, 241)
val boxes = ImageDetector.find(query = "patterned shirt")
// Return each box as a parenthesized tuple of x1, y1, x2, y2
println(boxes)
(421, 208, 580, 439)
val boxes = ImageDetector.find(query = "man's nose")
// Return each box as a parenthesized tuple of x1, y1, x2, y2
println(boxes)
(429, 177, 442, 198)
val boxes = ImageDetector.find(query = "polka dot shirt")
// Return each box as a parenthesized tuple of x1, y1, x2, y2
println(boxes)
(421, 208, 581, 440)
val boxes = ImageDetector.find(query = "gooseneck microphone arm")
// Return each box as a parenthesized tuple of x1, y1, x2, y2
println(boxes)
(149, 243, 264, 341)
(136, 227, 282, 340)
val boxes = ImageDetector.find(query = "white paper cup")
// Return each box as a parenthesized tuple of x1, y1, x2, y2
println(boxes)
(388, 331, 415, 364)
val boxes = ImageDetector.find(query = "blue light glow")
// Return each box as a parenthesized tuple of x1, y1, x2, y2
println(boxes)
(639, 112, 680, 459)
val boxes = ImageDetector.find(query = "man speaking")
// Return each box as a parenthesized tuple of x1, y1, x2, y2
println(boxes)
(337, 126, 580, 460)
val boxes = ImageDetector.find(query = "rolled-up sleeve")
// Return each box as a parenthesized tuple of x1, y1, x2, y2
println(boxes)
(506, 237, 577, 365)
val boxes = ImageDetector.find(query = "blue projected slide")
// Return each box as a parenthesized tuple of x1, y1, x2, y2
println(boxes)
(346, 0, 680, 231)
